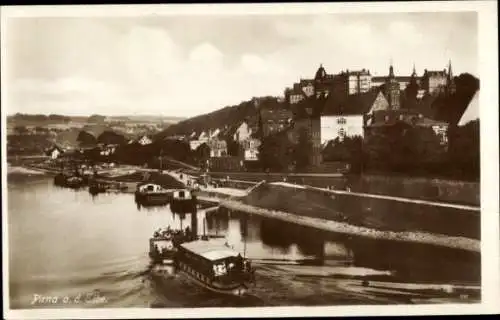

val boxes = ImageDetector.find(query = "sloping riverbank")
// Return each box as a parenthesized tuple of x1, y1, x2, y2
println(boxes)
(220, 198, 479, 253)
(236, 182, 480, 240)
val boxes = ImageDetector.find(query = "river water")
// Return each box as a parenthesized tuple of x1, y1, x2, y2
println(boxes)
(7, 172, 481, 309)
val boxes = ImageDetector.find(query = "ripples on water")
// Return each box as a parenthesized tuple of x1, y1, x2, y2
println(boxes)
(7, 174, 481, 309)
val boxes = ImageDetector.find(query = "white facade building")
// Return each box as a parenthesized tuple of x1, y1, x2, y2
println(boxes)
(233, 122, 252, 142)
(320, 115, 365, 143)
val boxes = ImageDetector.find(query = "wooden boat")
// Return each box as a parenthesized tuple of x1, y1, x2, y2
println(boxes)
(174, 239, 256, 296)
(170, 189, 197, 213)
(53, 173, 85, 189)
(135, 183, 172, 206)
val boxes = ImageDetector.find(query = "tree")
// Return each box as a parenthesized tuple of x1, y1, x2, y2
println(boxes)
(97, 131, 126, 145)
(13, 126, 28, 135)
(258, 131, 294, 171)
(77, 131, 98, 148)
(447, 120, 479, 180)
(226, 139, 244, 157)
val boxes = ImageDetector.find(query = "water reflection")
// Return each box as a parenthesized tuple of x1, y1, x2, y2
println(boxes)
(202, 207, 480, 283)
(8, 175, 481, 308)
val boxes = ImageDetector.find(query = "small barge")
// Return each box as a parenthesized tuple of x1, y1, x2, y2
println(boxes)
(54, 173, 86, 189)
(135, 183, 172, 206)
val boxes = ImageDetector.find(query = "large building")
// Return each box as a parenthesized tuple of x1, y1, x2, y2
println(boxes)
(421, 61, 456, 95)
(331, 69, 372, 96)
(320, 90, 390, 143)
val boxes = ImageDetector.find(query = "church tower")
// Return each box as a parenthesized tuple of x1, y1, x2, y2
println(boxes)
(385, 62, 401, 110)
(447, 59, 456, 95)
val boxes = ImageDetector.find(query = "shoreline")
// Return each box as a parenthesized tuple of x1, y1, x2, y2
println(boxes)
(219, 199, 480, 253)
(10, 165, 480, 252)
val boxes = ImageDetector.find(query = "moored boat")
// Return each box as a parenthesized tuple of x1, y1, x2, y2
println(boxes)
(53, 172, 85, 189)
(135, 182, 172, 206)
(174, 239, 256, 296)
(89, 180, 108, 195)
(170, 189, 197, 213)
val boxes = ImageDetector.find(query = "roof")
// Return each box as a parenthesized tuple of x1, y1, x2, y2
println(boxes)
(372, 76, 421, 82)
(180, 240, 240, 261)
(322, 89, 383, 116)
(402, 93, 439, 119)
(458, 90, 479, 126)
(369, 109, 448, 128)
(293, 96, 325, 119)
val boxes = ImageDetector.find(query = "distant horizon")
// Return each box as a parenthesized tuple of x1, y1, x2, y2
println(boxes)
(7, 113, 187, 119)
(3, 9, 478, 118)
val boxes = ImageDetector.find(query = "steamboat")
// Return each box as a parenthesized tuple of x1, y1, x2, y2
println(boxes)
(149, 196, 255, 296)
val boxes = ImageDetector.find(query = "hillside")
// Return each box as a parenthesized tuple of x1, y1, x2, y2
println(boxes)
(156, 96, 284, 139)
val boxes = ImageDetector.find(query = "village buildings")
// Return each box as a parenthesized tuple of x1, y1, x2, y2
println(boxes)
(137, 135, 153, 146)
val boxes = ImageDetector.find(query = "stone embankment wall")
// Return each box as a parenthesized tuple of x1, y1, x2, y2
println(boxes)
(238, 183, 480, 240)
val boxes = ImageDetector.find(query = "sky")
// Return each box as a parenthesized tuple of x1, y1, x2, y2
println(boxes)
(3, 11, 478, 118)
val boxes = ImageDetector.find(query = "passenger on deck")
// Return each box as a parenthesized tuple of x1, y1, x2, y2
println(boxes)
(235, 254, 244, 271)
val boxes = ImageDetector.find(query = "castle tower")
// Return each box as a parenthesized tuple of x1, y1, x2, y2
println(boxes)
(385, 62, 401, 110)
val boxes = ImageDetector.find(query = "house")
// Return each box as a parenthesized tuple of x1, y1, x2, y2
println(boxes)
(368, 109, 449, 146)
(259, 108, 293, 137)
(320, 90, 390, 143)
(189, 140, 203, 151)
(99, 144, 119, 156)
(46, 145, 64, 159)
(208, 138, 227, 157)
(233, 122, 253, 142)
(242, 138, 261, 161)
(458, 90, 479, 126)
(137, 135, 153, 146)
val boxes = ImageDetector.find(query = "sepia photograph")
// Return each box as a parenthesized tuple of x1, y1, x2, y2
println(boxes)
(1, 2, 499, 319)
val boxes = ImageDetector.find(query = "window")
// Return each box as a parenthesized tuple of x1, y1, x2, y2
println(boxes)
(337, 117, 346, 125)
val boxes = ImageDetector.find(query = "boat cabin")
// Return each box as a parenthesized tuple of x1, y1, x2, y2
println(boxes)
(173, 189, 194, 200)
(177, 240, 252, 284)
(137, 183, 166, 193)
